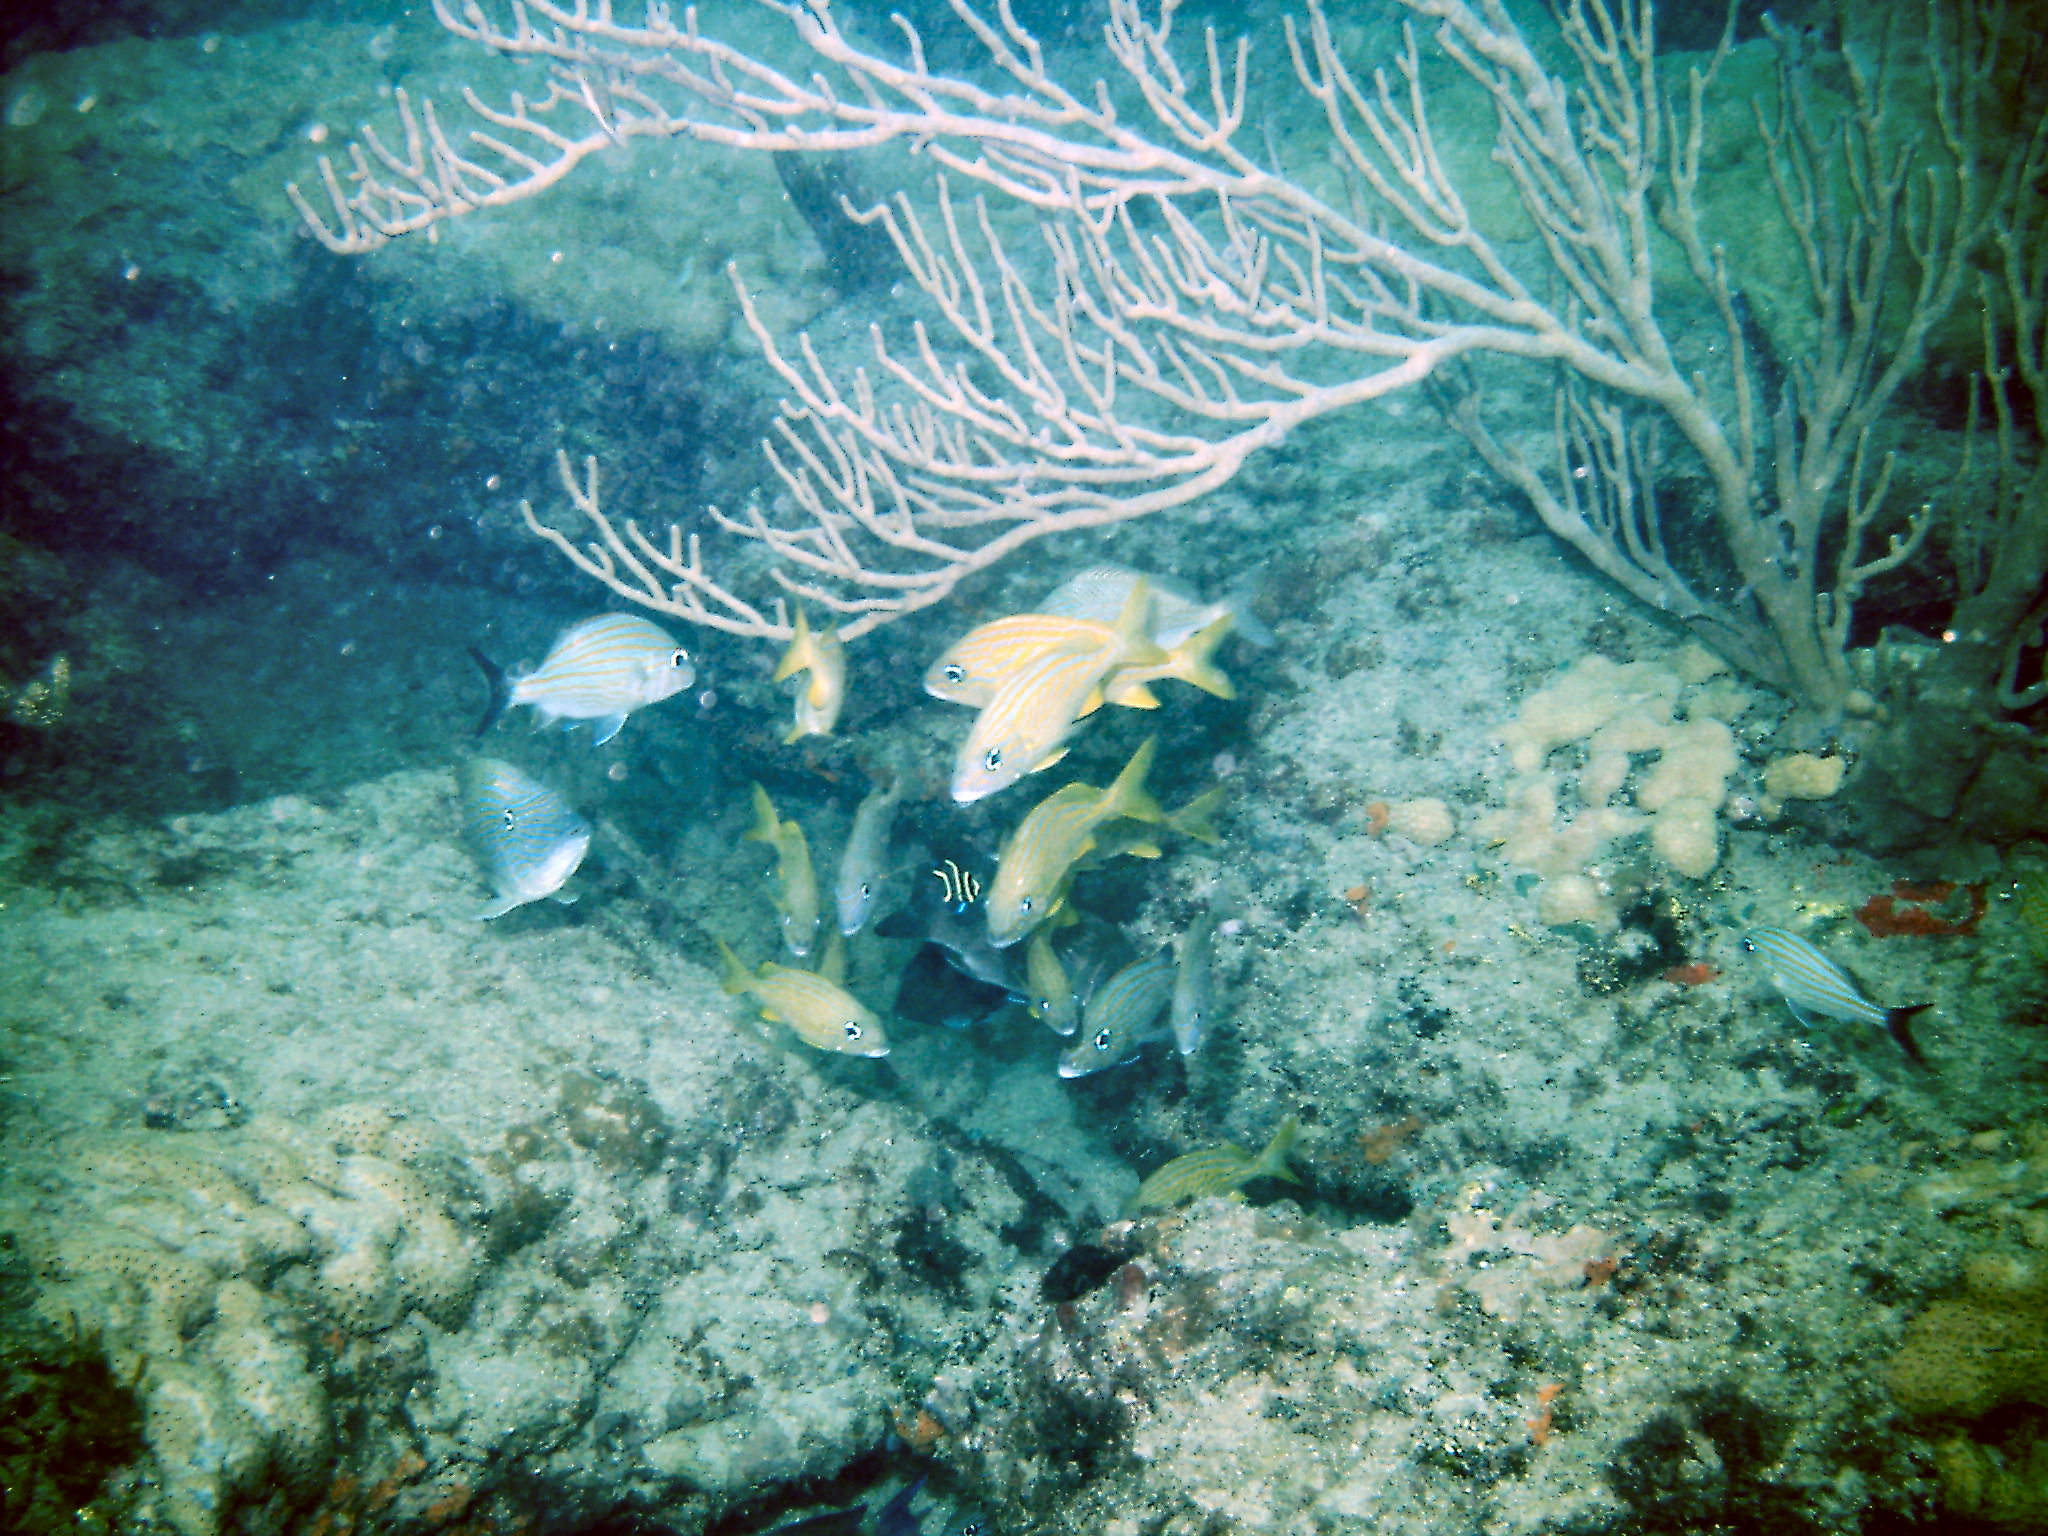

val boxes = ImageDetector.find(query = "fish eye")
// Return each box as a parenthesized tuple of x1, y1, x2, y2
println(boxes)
(1019, 896, 1033, 914)
(842, 1021, 864, 1039)
(669, 648, 690, 668)
(943, 663, 966, 683)
(983, 746, 1003, 771)
(1093, 1029, 1112, 1051)
(859, 882, 872, 899)
(1740, 937, 1756, 952)
(501, 810, 517, 830)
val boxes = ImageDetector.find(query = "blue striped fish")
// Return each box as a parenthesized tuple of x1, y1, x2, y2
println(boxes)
(473, 614, 694, 746)
(1058, 945, 1176, 1078)
(458, 757, 592, 920)
(1133, 1115, 1300, 1210)
(1741, 926, 1929, 1062)
(950, 586, 1164, 804)
(987, 738, 1162, 948)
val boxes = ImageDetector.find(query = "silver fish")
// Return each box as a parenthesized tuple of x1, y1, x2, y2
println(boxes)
(1741, 926, 1929, 1062)
(473, 614, 695, 746)
(1058, 945, 1176, 1078)
(458, 757, 592, 920)
(1040, 562, 1272, 648)
(1170, 913, 1218, 1057)
(835, 781, 901, 936)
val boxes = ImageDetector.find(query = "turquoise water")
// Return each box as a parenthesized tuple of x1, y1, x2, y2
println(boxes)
(2, 1, 2045, 1533)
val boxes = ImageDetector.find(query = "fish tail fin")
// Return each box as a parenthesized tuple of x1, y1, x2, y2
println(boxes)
(1174, 614, 1237, 699)
(745, 783, 780, 845)
(815, 931, 849, 986)
(1167, 785, 1227, 845)
(713, 937, 752, 994)
(1110, 579, 1168, 670)
(1885, 1003, 1933, 1065)
(770, 604, 811, 684)
(1104, 736, 1163, 825)
(1257, 1114, 1302, 1183)
(1222, 566, 1275, 647)
(469, 645, 511, 738)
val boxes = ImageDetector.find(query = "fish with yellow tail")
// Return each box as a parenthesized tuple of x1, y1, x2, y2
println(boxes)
(986, 738, 1163, 948)
(773, 605, 846, 743)
(747, 783, 821, 958)
(1741, 926, 1930, 1063)
(715, 937, 888, 1057)
(472, 614, 695, 746)
(1133, 1116, 1301, 1211)
(458, 757, 592, 920)
(926, 612, 1163, 711)
(950, 585, 1165, 804)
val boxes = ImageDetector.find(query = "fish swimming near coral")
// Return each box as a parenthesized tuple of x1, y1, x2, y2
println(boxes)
(472, 614, 694, 746)
(457, 757, 593, 920)
(1058, 945, 1177, 1077)
(748, 783, 822, 959)
(773, 604, 847, 744)
(835, 780, 901, 936)
(1040, 562, 1272, 650)
(715, 937, 889, 1057)
(1741, 926, 1929, 1063)
(1026, 929, 1078, 1036)
(925, 611, 1163, 711)
(950, 586, 1165, 803)
(986, 738, 1163, 947)
(1133, 1115, 1301, 1210)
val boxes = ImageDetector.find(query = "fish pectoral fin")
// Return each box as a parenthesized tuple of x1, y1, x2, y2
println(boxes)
(1785, 1000, 1817, 1028)
(470, 895, 522, 921)
(551, 891, 579, 906)
(589, 712, 628, 746)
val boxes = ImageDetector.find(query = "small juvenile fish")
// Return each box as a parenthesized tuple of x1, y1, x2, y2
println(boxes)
(951, 586, 1165, 804)
(715, 937, 889, 1057)
(1026, 929, 1079, 1036)
(1170, 913, 1218, 1057)
(747, 783, 821, 958)
(472, 614, 694, 746)
(1741, 926, 1930, 1062)
(458, 757, 592, 920)
(1058, 945, 1176, 1078)
(986, 738, 1163, 947)
(772, 604, 846, 744)
(834, 780, 901, 936)
(1133, 1115, 1300, 1210)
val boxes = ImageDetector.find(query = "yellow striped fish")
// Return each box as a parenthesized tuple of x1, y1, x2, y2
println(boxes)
(772, 604, 846, 744)
(986, 738, 1163, 948)
(950, 587, 1165, 804)
(1133, 1116, 1301, 1210)
(458, 757, 592, 920)
(715, 938, 888, 1057)
(747, 783, 821, 959)
(925, 612, 1158, 710)
(1057, 944, 1177, 1077)
(1026, 929, 1079, 1036)
(472, 614, 695, 746)
(1740, 926, 1929, 1063)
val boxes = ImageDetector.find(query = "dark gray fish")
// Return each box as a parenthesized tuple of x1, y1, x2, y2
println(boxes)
(876, 856, 1022, 997)
(875, 1474, 927, 1536)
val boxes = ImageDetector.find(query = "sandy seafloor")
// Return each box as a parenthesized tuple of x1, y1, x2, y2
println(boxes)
(3, 3, 2047, 1535)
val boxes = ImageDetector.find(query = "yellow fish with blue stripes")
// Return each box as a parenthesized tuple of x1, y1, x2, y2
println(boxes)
(457, 757, 592, 920)
(1741, 926, 1930, 1063)
(715, 938, 888, 1057)
(950, 586, 1165, 804)
(1133, 1116, 1300, 1210)
(472, 614, 694, 746)
(1138, 1122, 1294, 1212)
(925, 612, 1164, 711)
(986, 738, 1163, 948)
